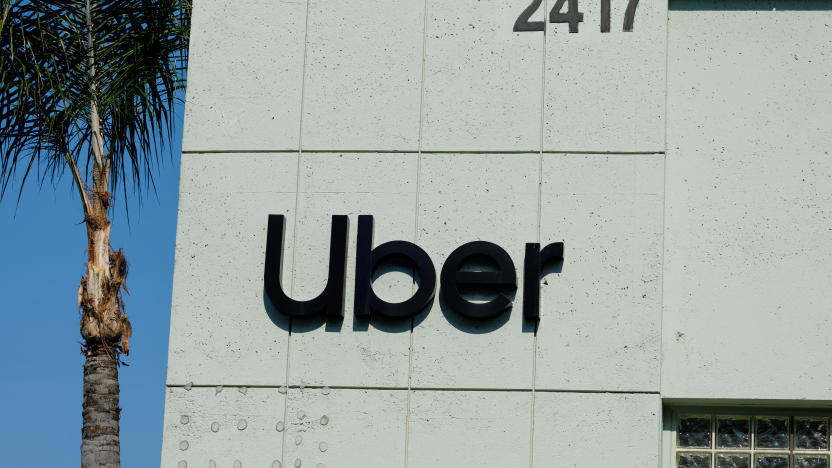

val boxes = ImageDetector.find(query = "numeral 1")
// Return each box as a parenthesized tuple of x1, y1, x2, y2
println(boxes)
(600, 0, 610, 33)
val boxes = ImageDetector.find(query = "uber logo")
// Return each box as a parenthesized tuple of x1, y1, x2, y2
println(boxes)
(264, 215, 563, 323)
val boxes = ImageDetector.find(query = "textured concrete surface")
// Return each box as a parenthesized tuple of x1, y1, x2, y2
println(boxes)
(410, 153, 539, 389)
(421, 0, 544, 151)
(536, 153, 664, 392)
(166, 0, 832, 466)
(532, 392, 661, 467)
(407, 390, 532, 468)
(167, 153, 297, 386)
(542, 0, 667, 152)
(301, 0, 425, 150)
(161, 387, 284, 468)
(169, 0, 668, 463)
(663, 5, 832, 400)
(289, 153, 418, 388)
(182, 0, 307, 152)
(284, 388, 408, 468)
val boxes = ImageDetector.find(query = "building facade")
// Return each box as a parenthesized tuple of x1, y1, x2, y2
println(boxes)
(161, 1, 832, 467)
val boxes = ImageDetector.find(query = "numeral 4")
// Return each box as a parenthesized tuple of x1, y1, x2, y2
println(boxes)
(550, 0, 584, 33)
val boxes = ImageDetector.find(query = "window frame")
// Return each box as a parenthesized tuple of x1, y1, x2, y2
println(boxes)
(663, 406, 832, 468)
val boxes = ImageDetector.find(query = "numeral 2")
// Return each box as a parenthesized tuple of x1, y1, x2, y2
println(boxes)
(513, 0, 544, 32)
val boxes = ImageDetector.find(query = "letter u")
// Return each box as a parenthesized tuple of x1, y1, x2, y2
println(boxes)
(263, 215, 349, 318)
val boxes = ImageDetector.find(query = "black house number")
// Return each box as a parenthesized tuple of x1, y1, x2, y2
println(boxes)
(514, 0, 640, 33)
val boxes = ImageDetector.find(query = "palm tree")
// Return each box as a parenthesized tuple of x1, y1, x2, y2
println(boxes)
(0, 1, 190, 466)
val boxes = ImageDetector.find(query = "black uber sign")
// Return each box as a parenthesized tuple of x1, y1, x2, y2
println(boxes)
(264, 215, 563, 321)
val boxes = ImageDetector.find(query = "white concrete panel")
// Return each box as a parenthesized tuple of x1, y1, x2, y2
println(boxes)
(408, 390, 531, 468)
(536, 154, 663, 392)
(543, 0, 666, 152)
(289, 153, 417, 388)
(167, 153, 298, 385)
(160, 387, 284, 468)
(182, 0, 306, 152)
(532, 392, 661, 467)
(421, 0, 544, 151)
(284, 388, 407, 468)
(663, 7, 832, 400)
(301, 0, 425, 150)
(411, 153, 539, 389)
(179, 153, 299, 193)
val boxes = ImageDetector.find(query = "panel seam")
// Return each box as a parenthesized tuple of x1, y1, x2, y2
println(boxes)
(166, 383, 660, 394)
(659, 6, 671, 468)
(182, 149, 666, 155)
(530, 0, 547, 465)
(283, 0, 313, 464)
(405, 0, 430, 465)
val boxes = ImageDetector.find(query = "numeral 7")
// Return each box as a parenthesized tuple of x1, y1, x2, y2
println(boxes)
(623, 0, 640, 32)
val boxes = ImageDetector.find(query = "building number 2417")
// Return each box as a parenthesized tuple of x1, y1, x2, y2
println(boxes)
(514, 0, 640, 33)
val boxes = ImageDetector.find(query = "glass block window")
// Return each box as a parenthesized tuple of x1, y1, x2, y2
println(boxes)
(674, 413, 831, 468)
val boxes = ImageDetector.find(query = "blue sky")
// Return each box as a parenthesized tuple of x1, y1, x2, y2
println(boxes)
(0, 132, 182, 466)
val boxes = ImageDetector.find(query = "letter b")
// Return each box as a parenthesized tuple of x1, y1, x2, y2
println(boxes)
(354, 215, 436, 319)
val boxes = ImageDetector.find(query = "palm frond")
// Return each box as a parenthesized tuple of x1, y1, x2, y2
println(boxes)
(0, 0, 191, 206)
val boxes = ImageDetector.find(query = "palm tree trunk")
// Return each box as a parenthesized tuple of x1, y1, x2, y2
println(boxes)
(81, 349, 121, 467)
(80, 161, 127, 467)
(79, 1, 130, 466)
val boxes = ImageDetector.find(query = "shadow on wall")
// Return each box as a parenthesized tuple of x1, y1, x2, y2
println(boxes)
(263, 259, 425, 334)
(262, 249, 563, 334)
(670, 0, 831, 10)
(263, 286, 535, 335)
(262, 254, 560, 334)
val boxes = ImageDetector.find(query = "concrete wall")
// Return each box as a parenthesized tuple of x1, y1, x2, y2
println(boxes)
(663, 1, 832, 402)
(162, 0, 832, 467)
